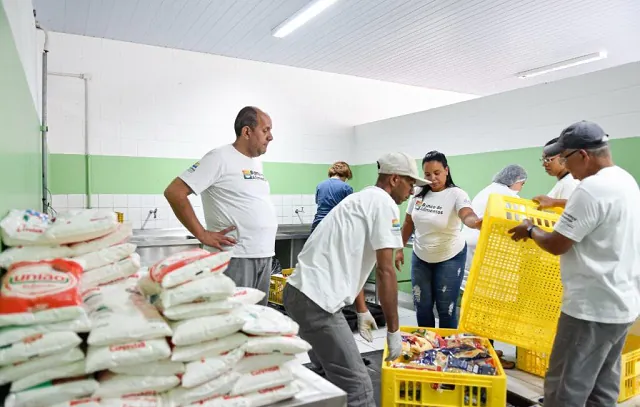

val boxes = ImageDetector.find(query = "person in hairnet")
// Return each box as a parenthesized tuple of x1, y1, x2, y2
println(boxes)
(462, 164, 528, 369)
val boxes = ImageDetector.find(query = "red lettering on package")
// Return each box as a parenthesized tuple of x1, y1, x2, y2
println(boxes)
(109, 342, 146, 352)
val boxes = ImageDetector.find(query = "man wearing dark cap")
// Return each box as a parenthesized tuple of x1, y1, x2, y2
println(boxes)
(508, 121, 640, 407)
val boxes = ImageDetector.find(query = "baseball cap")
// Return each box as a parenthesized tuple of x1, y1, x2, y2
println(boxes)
(377, 152, 430, 187)
(544, 121, 610, 156)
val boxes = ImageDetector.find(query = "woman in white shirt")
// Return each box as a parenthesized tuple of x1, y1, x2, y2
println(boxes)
(395, 151, 482, 328)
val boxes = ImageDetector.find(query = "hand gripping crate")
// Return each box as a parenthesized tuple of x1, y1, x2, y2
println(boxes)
(459, 194, 564, 354)
(381, 327, 507, 406)
(268, 268, 293, 306)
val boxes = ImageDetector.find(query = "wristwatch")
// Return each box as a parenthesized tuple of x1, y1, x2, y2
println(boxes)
(527, 224, 537, 238)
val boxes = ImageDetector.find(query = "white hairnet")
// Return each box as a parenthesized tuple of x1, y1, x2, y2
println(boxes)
(492, 164, 528, 187)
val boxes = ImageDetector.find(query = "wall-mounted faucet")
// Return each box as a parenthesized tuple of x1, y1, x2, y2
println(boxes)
(141, 208, 157, 230)
(294, 207, 304, 224)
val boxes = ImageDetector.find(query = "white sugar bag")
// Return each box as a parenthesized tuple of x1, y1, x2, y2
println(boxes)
(45, 209, 119, 245)
(110, 359, 185, 376)
(0, 313, 91, 347)
(244, 336, 311, 355)
(80, 253, 141, 290)
(172, 333, 248, 363)
(150, 249, 232, 289)
(73, 243, 136, 271)
(172, 314, 245, 346)
(159, 274, 236, 309)
(83, 283, 171, 347)
(0, 210, 52, 247)
(4, 377, 99, 407)
(93, 371, 180, 398)
(98, 396, 167, 407)
(229, 365, 293, 396)
(233, 305, 299, 336)
(0, 347, 84, 385)
(233, 354, 295, 374)
(0, 245, 73, 269)
(69, 222, 133, 256)
(0, 331, 82, 366)
(49, 398, 100, 407)
(229, 288, 265, 305)
(182, 347, 245, 388)
(11, 360, 86, 392)
(167, 372, 240, 407)
(199, 382, 301, 407)
(85, 339, 171, 373)
(162, 298, 243, 321)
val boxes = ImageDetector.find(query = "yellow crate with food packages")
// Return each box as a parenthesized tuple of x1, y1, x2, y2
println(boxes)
(459, 194, 564, 354)
(381, 327, 506, 407)
(268, 268, 294, 306)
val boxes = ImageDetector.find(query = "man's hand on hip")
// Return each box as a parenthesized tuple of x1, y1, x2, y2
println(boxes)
(196, 226, 237, 250)
(357, 311, 378, 342)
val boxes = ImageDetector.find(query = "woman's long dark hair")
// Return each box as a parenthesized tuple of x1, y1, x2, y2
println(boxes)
(415, 151, 456, 199)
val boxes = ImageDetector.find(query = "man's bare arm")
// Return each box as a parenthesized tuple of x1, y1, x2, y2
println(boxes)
(376, 248, 399, 333)
(164, 178, 206, 239)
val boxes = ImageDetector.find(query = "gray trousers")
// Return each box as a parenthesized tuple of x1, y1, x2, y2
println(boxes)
(225, 257, 272, 306)
(283, 284, 375, 407)
(544, 312, 632, 407)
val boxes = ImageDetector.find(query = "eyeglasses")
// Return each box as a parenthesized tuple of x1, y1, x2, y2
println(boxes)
(540, 156, 557, 164)
(558, 150, 579, 164)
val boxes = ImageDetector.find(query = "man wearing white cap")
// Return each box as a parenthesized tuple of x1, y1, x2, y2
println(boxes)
(284, 152, 428, 407)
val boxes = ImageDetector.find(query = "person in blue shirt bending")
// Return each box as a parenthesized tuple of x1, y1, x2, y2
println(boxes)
(311, 161, 354, 233)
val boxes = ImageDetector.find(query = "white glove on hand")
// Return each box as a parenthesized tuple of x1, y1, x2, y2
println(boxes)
(357, 311, 378, 342)
(385, 330, 403, 362)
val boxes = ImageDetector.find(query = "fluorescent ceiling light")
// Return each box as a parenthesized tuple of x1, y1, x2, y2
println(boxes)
(517, 51, 608, 79)
(272, 0, 338, 38)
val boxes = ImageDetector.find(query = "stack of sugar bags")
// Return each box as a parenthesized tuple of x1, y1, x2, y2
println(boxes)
(0, 258, 97, 407)
(82, 276, 178, 399)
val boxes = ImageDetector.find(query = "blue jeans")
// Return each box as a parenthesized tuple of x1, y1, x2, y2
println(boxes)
(411, 245, 467, 328)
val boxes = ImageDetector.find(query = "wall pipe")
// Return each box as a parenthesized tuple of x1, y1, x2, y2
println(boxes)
(35, 22, 49, 213)
(48, 72, 92, 208)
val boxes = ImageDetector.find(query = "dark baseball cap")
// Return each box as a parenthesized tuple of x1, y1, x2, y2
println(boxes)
(544, 121, 610, 156)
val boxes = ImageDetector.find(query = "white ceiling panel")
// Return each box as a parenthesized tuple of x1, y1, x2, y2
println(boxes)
(32, 0, 640, 95)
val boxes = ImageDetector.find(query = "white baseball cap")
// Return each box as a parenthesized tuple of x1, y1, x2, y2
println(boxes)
(377, 152, 430, 187)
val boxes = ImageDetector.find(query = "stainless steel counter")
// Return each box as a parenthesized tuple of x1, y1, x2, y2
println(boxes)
(277, 363, 347, 407)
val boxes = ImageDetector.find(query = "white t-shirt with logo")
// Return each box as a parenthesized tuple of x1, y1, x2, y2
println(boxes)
(548, 172, 579, 200)
(554, 166, 640, 324)
(407, 187, 472, 264)
(179, 144, 277, 258)
(288, 186, 403, 314)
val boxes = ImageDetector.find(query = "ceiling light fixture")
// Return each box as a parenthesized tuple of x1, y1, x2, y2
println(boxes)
(272, 0, 339, 38)
(517, 51, 608, 79)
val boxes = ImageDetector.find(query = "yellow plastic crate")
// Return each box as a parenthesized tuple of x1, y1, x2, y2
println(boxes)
(268, 268, 294, 306)
(381, 327, 507, 407)
(516, 347, 549, 378)
(460, 194, 564, 354)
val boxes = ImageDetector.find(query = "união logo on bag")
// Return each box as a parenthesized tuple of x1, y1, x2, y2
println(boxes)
(5, 265, 77, 298)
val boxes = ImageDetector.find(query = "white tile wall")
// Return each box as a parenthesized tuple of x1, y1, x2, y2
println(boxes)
(51, 194, 317, 229)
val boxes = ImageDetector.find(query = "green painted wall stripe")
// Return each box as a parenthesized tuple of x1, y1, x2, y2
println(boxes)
(0, 5, 42, 218)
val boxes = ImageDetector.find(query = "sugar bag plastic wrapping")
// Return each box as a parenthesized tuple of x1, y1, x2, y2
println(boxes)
(162, 298, 242, 321)
(83, 284, 172, 347)
(44, 209, 119, 245)
(172, 333, 248, 362)
(182, 347, 244, 388)
(85, 339, 171, 373)
(0, 259, 86, 327)
(228, 288, 265, 306)
(201, 382, 300, 407)
(159, 274, 236, 309)
(172, 314, 245, 346)
(0, 331, 82, 366)
(233, 305, 299, 336)
(49, 398, 100, 407)
(150, 249, 232, 289)
(137, 269, 162, 298)
(229, 365, 293, 396)
(0, 347, 84, 385)
(73, 243, 136, 271)
(80, 254, 141, 290)
(93, 371, 180, 398)
(0, 245, 74, 269)
(168, 372, 241, 407)
(244, 336, 311, 355)
(0, 210, 52, 247)
(11, 360, 86, 392)
(97, 396, 166, 407)
(233, 354, 295, 374)
(0, 313, 91, 347)
(69, 222, 133, 256)
(4, 376, 99, 407)
(110, 359, 185, 376)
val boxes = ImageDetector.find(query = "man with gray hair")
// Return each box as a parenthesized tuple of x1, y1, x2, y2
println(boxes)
(509, 121, 640, 407)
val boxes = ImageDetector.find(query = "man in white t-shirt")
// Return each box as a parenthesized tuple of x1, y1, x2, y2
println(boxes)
(284, 152, 428, 407)
(509, 121, 640, 407)
(164, 106, 277, 305)
(533, 137, 580, 209)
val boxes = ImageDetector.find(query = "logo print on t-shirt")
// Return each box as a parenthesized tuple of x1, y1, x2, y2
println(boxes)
(187, 161, 200, 173)
(392, 218, 401, 231)
(415, 201, 444, 215)
(242, 169, 266, 181)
